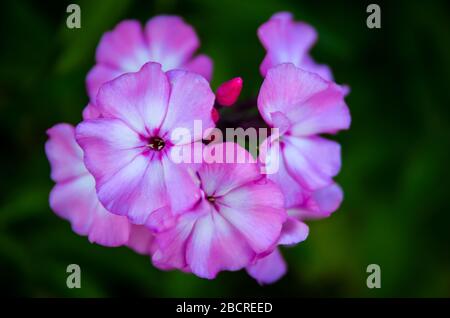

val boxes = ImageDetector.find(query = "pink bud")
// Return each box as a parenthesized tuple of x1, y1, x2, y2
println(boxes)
(216, 77, 243, 107)
(211, 108, 220, 123)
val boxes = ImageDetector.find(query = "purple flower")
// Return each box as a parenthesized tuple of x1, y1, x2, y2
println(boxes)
(87, 16, 212, 102)
(44, 11, 352, 284)
(76, 62, 215, 228)
(258, 63, 350, 208)
(46, 123, 153, 252)
(152, 143, 287, 279)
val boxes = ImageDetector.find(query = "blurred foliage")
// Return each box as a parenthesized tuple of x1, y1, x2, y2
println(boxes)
(1, 0, 450, 297)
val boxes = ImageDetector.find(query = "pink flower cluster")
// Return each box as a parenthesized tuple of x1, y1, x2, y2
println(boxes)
(46, 13, 350, 284)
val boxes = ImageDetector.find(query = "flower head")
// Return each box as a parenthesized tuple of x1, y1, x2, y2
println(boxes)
(46, 123, 153, 251)
(87, 16, 212, 102)
(45, 11, 351, 285)
(258, 63, 350, 207)
(76, 62, 215, 228)
(152, 143, 287, 279)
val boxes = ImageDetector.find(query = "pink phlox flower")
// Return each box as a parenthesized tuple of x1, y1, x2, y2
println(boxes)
(87, 16, 213, 102)
(46, 123, 153, 252)
(258, 63, 350, 208)
(76, 62, 215, 230)
(152, 142, 287, 279)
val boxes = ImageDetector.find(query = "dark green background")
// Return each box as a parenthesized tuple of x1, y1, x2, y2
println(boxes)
(1, 0, 449, 297)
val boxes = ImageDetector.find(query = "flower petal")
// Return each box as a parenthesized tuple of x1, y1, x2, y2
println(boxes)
(46, 124, 131, 247)
(96, 20, 149, 72)
(145, 205, 177, 233)
(145, 16, 199, 71)
(50, 174, 131, 247)
(97, 154, 167, 224)
(127, 225, 155, 255)
(162, 154, 202, 214)
(45, 124, 86, 183)
(289, 82, 351, 136)
(278, 217, 309, 245)
(200, 142, 259, 197)
(283, 135, 341, 191)
(218, 179, 286, 254)
(261, 138, 307, 207)
(76, 118, 145, 182)
(185, 201, 255, 279)
(153, 144, 287, 278)
(86, 64, 122, 102)
(82, 103, 101, 120)
(160, 69, 215, 142)
(246, 249, 287, 285)
(302, 55, 334, 81)
(290, 183, 343, 220)
(96, 62, 170, 135)
(183, 54, 213, 81)
(258, 12, 317, 76)
(269, 111, 291, 135)
(152, 212, 198, 271)
(76, 118, 168, 224)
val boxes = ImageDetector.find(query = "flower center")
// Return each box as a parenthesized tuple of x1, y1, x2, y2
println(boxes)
(147, 136, 165, 151)
(206, 195, 216, 203)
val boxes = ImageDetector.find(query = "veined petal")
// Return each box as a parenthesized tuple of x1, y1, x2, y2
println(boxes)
(153, 143, 287, 279)
(145, 15, 199, 71)
(76, 118, 168, 223)
(82, 103, 102, 120)
(96, 153, 167, 224)
(185, 201, 255, 279)
(258, 63, 328, 126)
(86, 64, 122, 102)
(159, 69, 215, 142)
(45, 124, 86, 183)
(50, 174, 131, 247)
(302, 54, 334, 81)
(261, 138, 307, 208)
(289, 183, 343, 220)
(258, 12, 317, 76)
(96, 20, 149, 72)
(76, 118, 145, 184)
(127, 225, 155, 255)
(152, 212, 198, 271)
(246, 249, 287, 285)
(183, 54, 213, 81)
(278, 217, 309, 245)
(283, 135, 341, 191)
(218, 179, 286, 254)
(289, 82, 351, 136)
(200, 142, 259, 197)
(46, 123, 131, 247)
(162, 154, 202, 214)
(96, 62, 170, 135)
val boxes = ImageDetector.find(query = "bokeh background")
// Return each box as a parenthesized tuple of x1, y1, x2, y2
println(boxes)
(1, 0, 450, 297)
